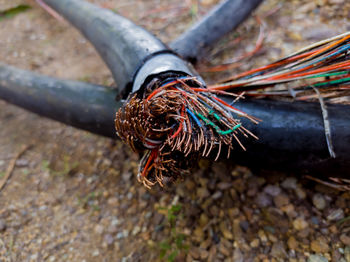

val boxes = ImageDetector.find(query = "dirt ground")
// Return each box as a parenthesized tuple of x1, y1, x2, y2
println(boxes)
(0, 0, 349, 261)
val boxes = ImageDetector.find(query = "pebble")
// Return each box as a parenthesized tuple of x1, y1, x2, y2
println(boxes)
(327, 209, 344, 221)
(94, 224, 104, 235)
(256, 193, 272, 208)
(197, 187, 210, 199)
(312, 194, 326, 210)
(287, 236, 298, 250)
(0, 219, 6, 232)
(264, 185, 281, 196)
(104, 234, 114, 246)
(273, 194, 290, 208)
(189, 248, 200, 259)
(116, 232, 124, 239)
(295, 187, 307, 199)
(329, 0, 345, 4)
(212, 191, 223, 200)
(345, 246, 350, 262)
(308, 254, 328, 262)
(239, 221, 249, 232)
(250, 239, 260, 248)
(92, 250, 100, 257)
(193, 227, 205, 239)
(311, 216, 320, 225)
(199, 213, 209, 227)
(311, 238, 330, 253)
(132, 226, 141, 236)
(219, 243, 231, 257)
(293, 218, 308, 231)
(271, 241, 287, 258)
(281, 177, 297, 189)
(340, 234, 350, 246)
(219, 221, 233, 240)
(233, 248, 243, 262)
(15, 159, 29, 167)
(258, 230, 268, 243)
(217, 182, 232, 190)
(199, 249, 209, 260)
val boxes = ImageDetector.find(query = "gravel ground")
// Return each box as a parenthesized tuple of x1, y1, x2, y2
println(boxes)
(0, 0, 349, 261)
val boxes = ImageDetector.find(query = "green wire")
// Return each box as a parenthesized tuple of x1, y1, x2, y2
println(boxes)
(219, 123, 242, 135)
(209, 110, 221, 121)
(314, 76, 350, 87)
(307, 71, 349, 79)
(195, 112, 241, 135)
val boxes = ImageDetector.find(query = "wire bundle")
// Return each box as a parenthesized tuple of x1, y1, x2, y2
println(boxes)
(115, 76, 258, 188)
(210, 32, 350, 100)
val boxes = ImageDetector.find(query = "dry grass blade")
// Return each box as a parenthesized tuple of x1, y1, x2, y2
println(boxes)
(0, 145, 31, 192)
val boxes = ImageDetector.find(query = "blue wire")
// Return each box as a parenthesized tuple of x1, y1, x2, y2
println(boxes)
(186, 108, 202, 127)
(160, 76, 190, 88)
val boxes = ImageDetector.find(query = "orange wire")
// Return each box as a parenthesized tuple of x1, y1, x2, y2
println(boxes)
(171, 106, 185, 139)
(141, 149, 157, 177)
(146, 80, 179, 101)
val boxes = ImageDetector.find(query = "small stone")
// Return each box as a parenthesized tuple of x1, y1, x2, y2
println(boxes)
(0, 220, 6, 232)
(329, 0, 344, 4)
(281, 177, 297, 189)
(197, 187, 210, 199)
(281, 204, 296, 216)
(273, 194, 290, 208)
(293, 218, 308, 231)
(212, 191, 223, 200)
(295, 187, 307, 199)
(92, 250, 100, 257)
(116, 232, 124, 239)
(239, 221, 249, 232)
(250, 239, 260, 248)
(327, 209, 344, 221)
(311, 216, 320, 225)
(94, 224, 104, 235)
(268, 234, 278, 243)
(132, 226, 141, 236)
(219, 243, 231, 257)
(264, 185, 281, 196)
(208, 246, 217, 262)
(308, 254, 328, 262)
(199, 213, 209, 227)
(219, 221, 233, 240)
(199, 248, 209, 260)
(256, 193, 272, 208)
(189, 248, 200, 259)
(217, 182, 232, 190)
(233, 248, 243, 262)
(287, 236, 298, 250)
(311, 238, 330, 253)
(258, 230, 268, 242)
(345, 246, 350, 262)
(271, 241, 287, 258)
(104, 234, 114, 245)
(16, 159, 29, 167)
(312, 194, 326, 210)
(193, 227, 204, 239)
(340, 234, 350, 246)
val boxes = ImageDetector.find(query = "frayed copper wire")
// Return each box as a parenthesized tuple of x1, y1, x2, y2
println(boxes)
(115, 77, 258, 187)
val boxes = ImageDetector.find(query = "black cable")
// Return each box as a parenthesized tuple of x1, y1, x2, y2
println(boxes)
(42, 0, 204, 96)
(0, 63, 118, 138)
(1, 62, 350, 173)
(170, 0, 264, 63)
